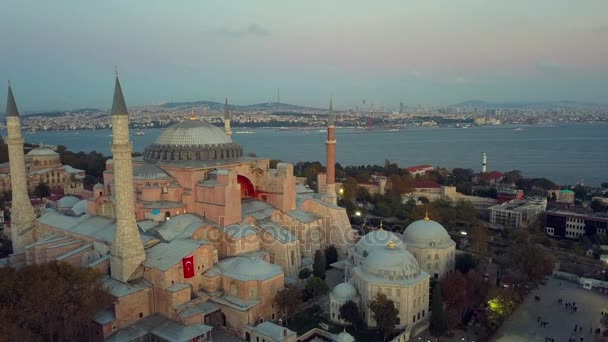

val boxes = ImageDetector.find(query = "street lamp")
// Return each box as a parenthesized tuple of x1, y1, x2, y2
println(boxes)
(339, 188, 344, 196)
(355, 211, 362, 217)
(460, 231, 468, 236)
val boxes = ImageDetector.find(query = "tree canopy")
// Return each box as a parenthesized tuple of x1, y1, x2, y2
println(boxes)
(0, 261, 112, 341)
(339, 300, 363, 328)
(312, 250, 326, 279)
(369, 292, 399, 341)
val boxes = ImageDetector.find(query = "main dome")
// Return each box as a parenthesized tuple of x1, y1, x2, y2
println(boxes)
(355, 229, 405, 256)
(143, 119, 243, 162)
(155, 120, 232, 146)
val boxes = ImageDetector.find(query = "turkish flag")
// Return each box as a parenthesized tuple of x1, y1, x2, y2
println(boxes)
(183, 256, 195, 278)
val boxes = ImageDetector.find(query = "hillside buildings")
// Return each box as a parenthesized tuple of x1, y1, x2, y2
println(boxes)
(489, 197, 547, 229)
(545, 210, 608, 239)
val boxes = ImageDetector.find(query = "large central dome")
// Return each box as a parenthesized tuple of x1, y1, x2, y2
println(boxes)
(155, 120, 233, 146)
(143, 119, 243, 162)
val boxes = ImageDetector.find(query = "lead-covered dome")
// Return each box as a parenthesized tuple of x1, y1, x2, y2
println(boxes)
(143, 119, 243, 162)
(403, 218, 454, 248)
(156, 120, 232, 146)
(361, 243, 421, 281)
(331, 282, 358, 302)
(355, 229, 405, 256)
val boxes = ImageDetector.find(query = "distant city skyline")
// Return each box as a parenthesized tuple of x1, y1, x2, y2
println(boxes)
(1, 0, 607, 111)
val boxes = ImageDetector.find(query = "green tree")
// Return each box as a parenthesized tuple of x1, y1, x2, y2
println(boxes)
(33, 181, 51, 199)
(305, 276, 328, 300)
(313, 250, 326, 279)
(430, 283, 447, 337)
(275, 287, 302, 323)
(325, 245, 338, 268)
(369, 292, 399, 341)
(339, 300, 363, 328)
(0, 261, 112, 341)
(298, 268, 311, 281)
(590, 199, 608, 212)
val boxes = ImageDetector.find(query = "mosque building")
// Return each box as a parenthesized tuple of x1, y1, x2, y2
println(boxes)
(4, 76, 355, 342)
(0, 144, 86, 195)
(330, 217, 456, 336)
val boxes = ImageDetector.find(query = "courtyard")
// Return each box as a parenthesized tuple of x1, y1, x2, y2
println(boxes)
(492, 277, 606, 341)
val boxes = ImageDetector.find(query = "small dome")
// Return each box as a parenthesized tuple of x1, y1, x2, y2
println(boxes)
(27, 147, 58, 156)
(57, 196, 80, 209)
(133, 163, 172, 180)
(355, 229, 405, 256)
(70, 199, 88, 216)
(331, 282, 357, 302)
(93, 183, 104, 189)
(362, 244, 420, 280)
(403, 218, 454, 248)
(334, 331, 355, 342)
(155, 120, 232, 146)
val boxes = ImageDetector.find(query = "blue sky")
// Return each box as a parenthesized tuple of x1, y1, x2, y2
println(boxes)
(1, 0, 607, 111)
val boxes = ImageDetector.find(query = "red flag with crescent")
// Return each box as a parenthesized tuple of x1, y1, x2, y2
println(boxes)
(182, 256, 195, 278)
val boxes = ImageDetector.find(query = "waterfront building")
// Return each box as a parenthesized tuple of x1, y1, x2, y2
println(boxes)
(496, 188, 524, 204)
(4, 79, 354, 341)
(405, 164, 434, 176)
(545, 210, 608, 239)
(489, 197, 547, 229)
(547, 188, 575, 204)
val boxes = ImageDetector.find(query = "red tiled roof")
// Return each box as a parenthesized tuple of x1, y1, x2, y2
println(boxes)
(481, 171, 504, 180)
(406, 164, 433, 172)
(413, 180, 441, 189)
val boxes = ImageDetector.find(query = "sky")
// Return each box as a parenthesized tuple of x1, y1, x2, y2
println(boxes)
(1, 0, 608, 111)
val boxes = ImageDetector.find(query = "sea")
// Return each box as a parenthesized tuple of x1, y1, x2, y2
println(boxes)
(14, 122, 608, 186)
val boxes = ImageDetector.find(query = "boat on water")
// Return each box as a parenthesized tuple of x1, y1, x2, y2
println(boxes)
(134, 131, 145, 136)
(235, 131, 254, 134)
(514, 128, 524, 131)
(388, 128, 399, 132)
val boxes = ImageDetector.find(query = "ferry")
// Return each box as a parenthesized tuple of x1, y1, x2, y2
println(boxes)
(134, 131, 145, 136)
(514, 127, 524, 131)
(235, 131, 254, 134)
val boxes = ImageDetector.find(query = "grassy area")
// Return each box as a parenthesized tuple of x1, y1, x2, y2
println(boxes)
(286, 307, 385, 342)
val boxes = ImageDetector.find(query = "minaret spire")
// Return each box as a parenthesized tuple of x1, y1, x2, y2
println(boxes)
(109, 72, 146, 282)
(325, 97, 337, 205)
(5, 83, 36, 252)
(224, 97, 232, 138)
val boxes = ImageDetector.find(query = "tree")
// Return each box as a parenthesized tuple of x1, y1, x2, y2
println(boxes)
(325, 245, 338, 268)
(275, 287, 302, 323)
(369, 292, 399, 341)
(298, 268, 311, 281)
(470, 223, 488, 256)
(0, 261, 112, 341)
(33, 181, 51, 199)
(440, 271, 470, 324)
(573, 184, 587, 200)
(305, 276, 328, 300)
(339, 300, 362, 328)
(430, 283, 447, 337)
(313, 250, 326, 279)
(590, 199, 608, 213)
(455, 253, 479, 274)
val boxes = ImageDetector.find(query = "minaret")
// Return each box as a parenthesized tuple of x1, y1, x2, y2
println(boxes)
(325, 97, 337, 205)
(224, 98, 232, 138)
(109, 71, 145, 282)
(5, 82, 36, 252)
(482, 152, 487, 174)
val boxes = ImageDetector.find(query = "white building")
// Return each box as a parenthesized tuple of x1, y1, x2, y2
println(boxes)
(403, 217, 456, 280)
(489, 198, 547, 229)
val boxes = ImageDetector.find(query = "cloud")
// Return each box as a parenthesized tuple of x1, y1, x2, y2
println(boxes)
(536, 61, 561, 73)
(204, 24, 271, 38)
(592, 25, 608, 33)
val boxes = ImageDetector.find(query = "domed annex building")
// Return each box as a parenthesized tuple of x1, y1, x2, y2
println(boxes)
(333, 218, 455, 335)
(403, 216, 456, 280)
(0, 145, 85, 195)
(4, 77, 355, 342)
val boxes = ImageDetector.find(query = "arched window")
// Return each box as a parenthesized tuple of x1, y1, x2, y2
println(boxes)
(290, 250, 295, 266)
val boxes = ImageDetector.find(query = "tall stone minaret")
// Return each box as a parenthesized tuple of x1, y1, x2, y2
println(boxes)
(5, 82, 36, 252)
(325, 98, 337, 205)
(224, 98, 232, 138)
(109, 72, 145, 282)
(482, 152, 487, 174)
